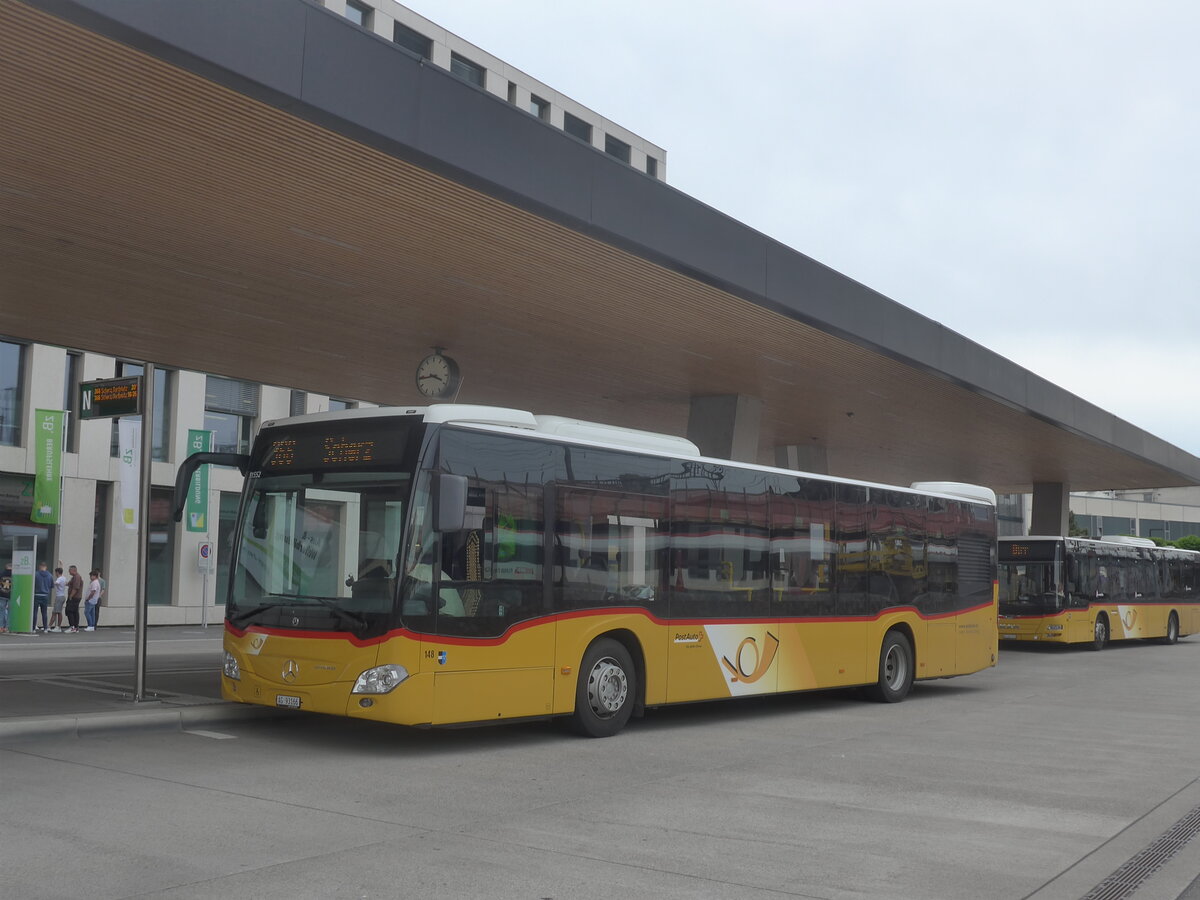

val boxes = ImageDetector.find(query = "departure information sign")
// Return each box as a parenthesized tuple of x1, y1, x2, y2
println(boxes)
(79, 376, 142, 420)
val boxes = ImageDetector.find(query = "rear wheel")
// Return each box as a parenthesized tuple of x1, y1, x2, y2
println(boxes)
(571, 638, 635, 737)
(1090, 615, 1109, 651)
(866, 630, 913, 703)
(1162, 611, 1180, 645)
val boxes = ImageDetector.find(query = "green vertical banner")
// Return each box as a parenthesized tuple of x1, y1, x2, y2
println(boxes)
(30, 409, 64, 524)
(186, 429, 213, 532)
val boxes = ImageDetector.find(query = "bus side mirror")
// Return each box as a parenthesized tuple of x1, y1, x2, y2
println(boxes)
(434, 473, 467, 533)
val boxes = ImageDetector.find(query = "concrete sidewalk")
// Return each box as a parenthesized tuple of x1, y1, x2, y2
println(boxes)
(0, 625, 282, 742)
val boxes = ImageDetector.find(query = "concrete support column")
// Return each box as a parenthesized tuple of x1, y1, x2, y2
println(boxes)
(687, 395, 762, 463)
(775, 443, 829, 475)
(1030, 482, 1069, 536)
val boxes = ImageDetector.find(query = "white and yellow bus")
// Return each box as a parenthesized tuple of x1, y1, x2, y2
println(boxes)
(176, 405, 998, 736)
(998, 536, 1200, 649)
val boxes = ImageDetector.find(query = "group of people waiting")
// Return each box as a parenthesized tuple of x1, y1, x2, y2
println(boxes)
(29, 562, 105, 633)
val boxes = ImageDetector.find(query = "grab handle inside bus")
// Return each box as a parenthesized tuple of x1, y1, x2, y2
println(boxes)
(434, 473, 468, 532)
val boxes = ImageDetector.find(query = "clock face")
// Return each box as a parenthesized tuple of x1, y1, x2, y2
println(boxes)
(415, 353, 459, 399)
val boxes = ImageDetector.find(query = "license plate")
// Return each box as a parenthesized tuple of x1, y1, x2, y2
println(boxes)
(275, 694, 302, 708)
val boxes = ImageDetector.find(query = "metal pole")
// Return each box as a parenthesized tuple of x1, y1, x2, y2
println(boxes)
(133, 364, 154, 702)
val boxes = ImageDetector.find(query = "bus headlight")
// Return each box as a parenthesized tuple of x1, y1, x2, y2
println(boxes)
(223, 651, 241, 681)
(352, 664, 410, 694)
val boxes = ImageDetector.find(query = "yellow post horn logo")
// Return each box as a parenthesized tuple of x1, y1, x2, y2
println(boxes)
(721, 632, 780, 683)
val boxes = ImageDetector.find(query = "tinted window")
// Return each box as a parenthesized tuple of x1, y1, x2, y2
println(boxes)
(668, 468, 773, 620)
(769, 478, 835, 617)
(555, 488, 666, 612)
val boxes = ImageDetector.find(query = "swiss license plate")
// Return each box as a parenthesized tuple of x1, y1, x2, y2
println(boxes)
(275, 694, 302, 708)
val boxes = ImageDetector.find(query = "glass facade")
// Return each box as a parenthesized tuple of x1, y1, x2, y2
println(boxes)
(393, 22, 431, 59)
(148, 487, 174, 605)
(450, 52, 485, 88)
(0, 339, 24, 447)
(109, 364, 171, 462)
(563, 112, 592, 143)
(205, 375, 258, 455)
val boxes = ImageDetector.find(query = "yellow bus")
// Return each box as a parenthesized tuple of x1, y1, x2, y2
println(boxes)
(176, 405, 998, 737)
(998, 536, 1200, 649)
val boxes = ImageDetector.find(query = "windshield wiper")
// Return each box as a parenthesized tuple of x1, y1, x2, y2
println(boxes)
(230, 595, 368, 632)
(229, 600, 286, 629)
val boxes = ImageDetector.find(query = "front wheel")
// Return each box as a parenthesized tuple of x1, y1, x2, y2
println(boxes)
(570, 638, 636, 737)
(1090, 615, 1109, 651)
(1162, 612, 1180, 645)
(866, 631, 913, 703)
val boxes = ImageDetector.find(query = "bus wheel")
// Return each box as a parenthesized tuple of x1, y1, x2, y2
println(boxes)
(867, 630, 913, 703)
(571, 638, 635, 737)
(1090, 615, 1109, 651)
(1162, 612, 1180, 645)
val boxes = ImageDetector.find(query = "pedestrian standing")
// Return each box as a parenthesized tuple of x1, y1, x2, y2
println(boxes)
(65, 564, 83, 633)
(49, 565, 68, 632)
(0, 563, 11, 634)
(33, 561, 53, 632)
(83, 570, 102, 631)
(95, 569, 106, 627)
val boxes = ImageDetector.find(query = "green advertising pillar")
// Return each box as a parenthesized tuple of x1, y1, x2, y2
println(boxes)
(9, 535, 36, 633)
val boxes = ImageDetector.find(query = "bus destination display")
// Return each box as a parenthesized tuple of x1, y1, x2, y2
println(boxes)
(260, 424, 409, 471)
(999, 542, 1059, 562)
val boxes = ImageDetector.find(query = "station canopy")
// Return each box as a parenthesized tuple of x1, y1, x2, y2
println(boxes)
(2, 0, 1198, 495)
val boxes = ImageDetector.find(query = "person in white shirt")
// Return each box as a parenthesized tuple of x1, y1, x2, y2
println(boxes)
(83, 570, 102, 632)
(49, 565, 69, 632)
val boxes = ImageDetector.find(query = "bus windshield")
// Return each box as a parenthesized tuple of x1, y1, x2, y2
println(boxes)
(999, 561, 1064, 615)
(229, 470, 412, 635)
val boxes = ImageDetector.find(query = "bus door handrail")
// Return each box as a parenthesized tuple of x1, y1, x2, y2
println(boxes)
(172, 452, 250, 522)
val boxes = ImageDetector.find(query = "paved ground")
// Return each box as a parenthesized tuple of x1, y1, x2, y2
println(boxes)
(2, 628, 1200, 899)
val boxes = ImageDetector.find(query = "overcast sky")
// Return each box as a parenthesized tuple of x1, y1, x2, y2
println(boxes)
(408, 0, 1200, 457)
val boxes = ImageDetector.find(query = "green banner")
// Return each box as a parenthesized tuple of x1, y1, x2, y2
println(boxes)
(31, 409, 64, 524)
(186, 429, 213, 532)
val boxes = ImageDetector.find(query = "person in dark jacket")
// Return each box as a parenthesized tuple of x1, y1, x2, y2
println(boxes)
(33, 561, 53, 632)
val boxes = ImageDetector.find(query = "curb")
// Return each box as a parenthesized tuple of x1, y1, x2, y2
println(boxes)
(0, 701, 289, 743)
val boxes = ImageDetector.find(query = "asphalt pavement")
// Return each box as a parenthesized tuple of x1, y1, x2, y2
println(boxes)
(3, 628, 1200, 898)
(0, 623, 274, 741)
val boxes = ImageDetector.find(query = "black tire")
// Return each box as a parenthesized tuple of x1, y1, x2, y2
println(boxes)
(571, 638, 636, 737)
(1162, 612, 1180, 645)
(866, 630, 913, 703)
(1090, 615, 1109, 651)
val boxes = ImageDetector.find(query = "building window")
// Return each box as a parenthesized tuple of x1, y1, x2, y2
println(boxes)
(109, 363, 171, 462)
(92, 482, 109, 575)
(148, 486, 174, 605)
(204, 375, 259, 455)
(328, 398, 356, 412)
(450, 52, 485, 88)
(393, 22, 431, 58)
(562, 112, 592, 144)
(506, 81, 518, 104)
(0, 339, 24, 447)
(529, 94, 549, 120)
(215, 492, 241, 605)
(63, 351, 82, 452)
(604, 134, 631, 164)
(289, 390, 307, 417)
(646, 156, 658, 178)
(345, 0, 372, 29)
